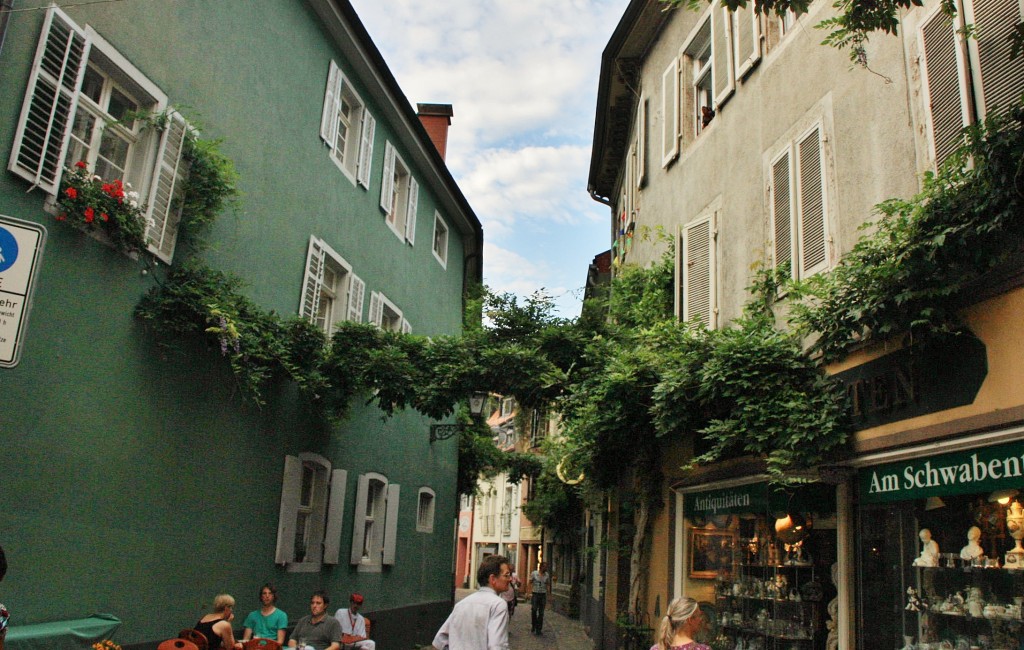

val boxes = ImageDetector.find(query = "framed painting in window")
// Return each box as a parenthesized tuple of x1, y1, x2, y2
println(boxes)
(689, 528, 735, 579)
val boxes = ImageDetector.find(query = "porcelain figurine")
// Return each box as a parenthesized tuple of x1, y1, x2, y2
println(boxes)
(1004, 501, 1024, 567)
(960, 526, 984, 561)
(912, 528, 940, 567)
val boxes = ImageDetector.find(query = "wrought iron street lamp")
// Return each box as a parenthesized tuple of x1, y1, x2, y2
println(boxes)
(429, 392, 489, 443)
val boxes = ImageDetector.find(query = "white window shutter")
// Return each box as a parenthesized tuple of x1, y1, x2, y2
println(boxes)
(405, 178, 419, 244)
(300, 237, 326, 320)
(682, 213, 716, 328)
(382, 483, 400, 565)
(919, 8, 970, 166)
(275, 455, 303, 565)
(8, 6, 89, 194)
(637, 98, 647, 189)
(145, 111, 188, 264)
(674, 223, 683, 320)
(347, 274, 366, 322)
(733, 5, 762, 78)
(796, 126, 828, 277)
(320, 60, 342, 145)
(661, 60, 679, 167)
(401, 318, 411, 334)
(350, 474, 370, 565)
(770, 149, 794, 279)
(323, 469, 348, 565)
(970, 0, 1024, 120)
(357, 112, 376, 188)
(380, 142, 396, 214)
(368, 291, 384, 328)
(712, 6, 736, 108)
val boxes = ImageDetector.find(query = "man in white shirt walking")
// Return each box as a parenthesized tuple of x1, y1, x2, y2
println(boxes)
(432, 555, 512, 650)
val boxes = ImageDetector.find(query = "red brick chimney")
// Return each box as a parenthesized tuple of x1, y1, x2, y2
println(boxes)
(417, 103, 453, 161)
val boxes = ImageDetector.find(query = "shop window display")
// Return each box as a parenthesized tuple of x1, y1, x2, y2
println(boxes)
(857, 492, 1024, 650)
(683, 484, 837, 650)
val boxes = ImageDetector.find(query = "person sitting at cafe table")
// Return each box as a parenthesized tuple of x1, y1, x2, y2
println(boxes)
(289, 590, 341, 650)
(195, 594, 244, 650)
(335, 593, 374, 650)
(242, 583, 288, 644)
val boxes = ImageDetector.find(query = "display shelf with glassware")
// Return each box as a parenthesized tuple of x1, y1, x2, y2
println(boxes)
(899, 499, 1024, 650)
(713, 528, 828, 650)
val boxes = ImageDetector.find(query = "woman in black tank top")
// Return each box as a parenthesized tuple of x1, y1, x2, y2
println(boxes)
(194, 593, 243, 650)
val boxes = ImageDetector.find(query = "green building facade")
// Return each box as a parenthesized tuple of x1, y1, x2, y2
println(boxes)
(0, 1, 481, 647)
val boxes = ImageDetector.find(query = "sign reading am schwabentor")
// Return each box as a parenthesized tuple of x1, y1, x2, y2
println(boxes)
(859, 439, 1024, 504)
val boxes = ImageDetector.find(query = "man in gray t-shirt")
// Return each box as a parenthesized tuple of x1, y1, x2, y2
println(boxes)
(529, 562, 549, 635)
(289, 590, 342, 650)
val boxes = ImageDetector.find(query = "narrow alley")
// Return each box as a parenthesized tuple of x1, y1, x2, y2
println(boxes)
(453, 589, 594, 650)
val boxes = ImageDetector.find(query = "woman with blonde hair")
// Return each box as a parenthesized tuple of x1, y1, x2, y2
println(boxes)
(195, 593, 243, 650)
(652, 597, 709, 650)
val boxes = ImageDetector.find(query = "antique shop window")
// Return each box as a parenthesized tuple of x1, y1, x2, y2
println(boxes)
(856, 439, 1024, 650)
(680, 481, 838, 649)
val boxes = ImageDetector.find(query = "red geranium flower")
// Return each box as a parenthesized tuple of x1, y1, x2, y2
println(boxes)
(56, 213, 67, 221)
(100, 212, 109, 222)
(75, 161, 87, 169)
(65, 187, 78, 199)
(84, 206, 95, 223)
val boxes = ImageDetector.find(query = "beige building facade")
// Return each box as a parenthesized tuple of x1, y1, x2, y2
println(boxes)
(589, 0, 1024, 648)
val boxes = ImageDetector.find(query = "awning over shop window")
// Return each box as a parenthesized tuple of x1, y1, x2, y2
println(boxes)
(683, 482, 835, 519)
(858, 439, 1024, 504)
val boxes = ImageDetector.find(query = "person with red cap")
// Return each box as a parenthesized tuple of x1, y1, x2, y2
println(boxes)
(335, 593, 374, 650)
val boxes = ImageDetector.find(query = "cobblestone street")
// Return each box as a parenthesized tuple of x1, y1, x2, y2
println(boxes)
(454, 589, 593, 650)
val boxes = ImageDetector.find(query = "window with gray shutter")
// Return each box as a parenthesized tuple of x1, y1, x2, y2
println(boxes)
(920, 8, 969, 166)
(681, 212, 716, 328)
(797, 126, 828, 277)
(771, 150, 793, 277)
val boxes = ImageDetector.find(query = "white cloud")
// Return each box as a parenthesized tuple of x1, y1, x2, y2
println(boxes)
(349, 0, 629, 317)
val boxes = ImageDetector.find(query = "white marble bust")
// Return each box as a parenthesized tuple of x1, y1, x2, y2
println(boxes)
(960, 525, 984, 560)
(912, 528, 939, 567)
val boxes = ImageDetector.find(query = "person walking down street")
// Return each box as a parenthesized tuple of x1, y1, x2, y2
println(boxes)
(652, 597, 709, 650)
(499, 571, 518, 619)
(432, 555, 512, 650)
(529, 562, 549, 635)
(289, 590, 342, 650)
(242, 583, 288, 643)
(335, 593, 374, 650)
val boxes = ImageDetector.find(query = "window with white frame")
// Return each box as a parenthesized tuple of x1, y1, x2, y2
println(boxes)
(367, 291, 409, 333)
(679, 7, 735, 139)
(432, 212, 449, 268)
(275, 453, 347, 572)
(687, 20, 715, 136)
(299, 236, 366, 333)
(918, 0, 1024, 167)
(8, 6, 188, 263)
(380, 142, 419, 244)
(769, 123, 831, 282)
(416, 487, 436, 533)
(676, 206, 718, 328)
(351, 472, 399, 570)
(501, 484, 515, 536)
(320, 60, 375, 187)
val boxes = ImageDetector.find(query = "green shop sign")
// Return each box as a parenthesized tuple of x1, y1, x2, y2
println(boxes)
(859, 439, 1024, 504)
(685, 483, 835, 518)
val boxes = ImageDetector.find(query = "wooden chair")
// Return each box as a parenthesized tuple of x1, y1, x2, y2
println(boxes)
(243, 639, 282, 650)
(178, 628, 209, 650)
(157, 639, 198, 650)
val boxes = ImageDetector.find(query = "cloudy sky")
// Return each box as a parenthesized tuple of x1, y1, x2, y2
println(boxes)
(348, 0, 630, 318)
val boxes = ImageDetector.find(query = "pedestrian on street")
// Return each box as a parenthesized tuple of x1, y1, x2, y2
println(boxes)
(652, 597, 709, 650)
(289, 590, 342, 650)
(432, 555, 512, 650)
(529, 561, 549, 635)
(500, 570, 518, 618)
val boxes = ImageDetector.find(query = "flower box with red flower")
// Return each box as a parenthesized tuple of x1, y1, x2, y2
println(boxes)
(54, 162, 149, 255)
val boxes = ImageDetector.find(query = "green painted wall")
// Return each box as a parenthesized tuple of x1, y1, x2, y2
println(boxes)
(0, 0, 469, 645)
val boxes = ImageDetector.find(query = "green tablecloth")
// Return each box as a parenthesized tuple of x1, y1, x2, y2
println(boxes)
(5, 613, 121, 650)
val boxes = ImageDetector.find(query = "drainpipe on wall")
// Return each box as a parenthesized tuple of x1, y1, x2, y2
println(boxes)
(0, 0, 15, 60)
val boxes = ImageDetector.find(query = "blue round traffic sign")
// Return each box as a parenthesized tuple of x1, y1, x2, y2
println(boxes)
(0, 226, 18, 273)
